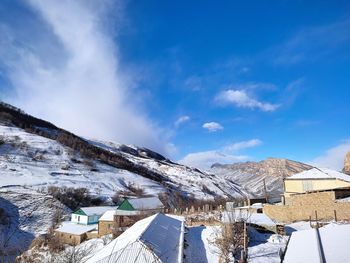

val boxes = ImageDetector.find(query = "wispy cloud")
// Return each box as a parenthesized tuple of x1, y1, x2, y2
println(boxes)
(202, 122, 223, 132)
(215, 89, 280, 112)
(0, 0, 173, 155)
(179, 138, 262, 169)
(310, 140, 350, 170)
(271, 19, 350, 65)
(175, 115, 190, 127)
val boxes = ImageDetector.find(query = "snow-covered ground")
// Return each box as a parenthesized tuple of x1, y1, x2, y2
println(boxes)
(184, 226, 220, 263)
(247, 227, 288, 263)
(0, 124, 249, 199)
(0, 186, 70, 262)
(0, 125, 165, 197)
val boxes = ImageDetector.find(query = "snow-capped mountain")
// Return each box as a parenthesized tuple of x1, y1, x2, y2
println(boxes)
(211, 158, 313, 199)
(0, 102, 248, 201)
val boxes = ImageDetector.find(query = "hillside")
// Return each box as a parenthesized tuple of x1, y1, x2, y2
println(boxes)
(0, 186, 69, 261)
(0, 102, 248, 202)
(211, 158, 313, 198)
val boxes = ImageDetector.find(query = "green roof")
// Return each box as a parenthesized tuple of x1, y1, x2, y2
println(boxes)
(72, 208, 87, 216)
(117, 199, 135, 211)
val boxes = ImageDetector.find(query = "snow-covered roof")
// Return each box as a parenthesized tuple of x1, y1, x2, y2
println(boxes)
(287, 167, 350, 183)
(86, 213, 185, 263)
(128, 197, 164, 210)
(99, 210, 117, 221)
(76, 206, 118, 216)
(222, 211, 276, 226)
(284, 223, 350, 263)
(56, 222, 97, 235)
(98, 209, 141, 221)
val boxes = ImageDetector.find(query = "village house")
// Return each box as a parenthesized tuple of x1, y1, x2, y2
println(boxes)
(55, 222, 98, 245)
(264, 167, 350, 222)
(117, 196, 165, 213)
(87, 213, 185, 263)
(71, 206, 118, 225)
(283, 167, 350, 204)
(98, 196, 165, 237)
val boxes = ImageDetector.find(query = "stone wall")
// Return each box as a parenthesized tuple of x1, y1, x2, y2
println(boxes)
(56, 232, 83, 245)
(264, 191, 350, 223)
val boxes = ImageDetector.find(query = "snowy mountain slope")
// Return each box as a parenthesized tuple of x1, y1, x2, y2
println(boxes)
(211, 158, 313, 198)
(0, 186, 70, 261)
(0, 102, 249, 200)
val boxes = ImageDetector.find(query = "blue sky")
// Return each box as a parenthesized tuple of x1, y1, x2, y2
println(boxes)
(0, 0, 350, 169)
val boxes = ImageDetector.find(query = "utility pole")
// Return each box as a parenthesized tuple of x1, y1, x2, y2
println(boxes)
(263, 179, 268, 203)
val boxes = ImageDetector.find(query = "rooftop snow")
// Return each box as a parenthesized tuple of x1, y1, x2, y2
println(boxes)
(287, 167, 350, 183)
(99, 210, 117, 221)
(222, 211, 276, 226)
(127, 197, 164, 210)
(284, 223, 350, 263)
(77, 206, 117, 216)
(56, 222, 97, 235)
(86, 213, 185, 263)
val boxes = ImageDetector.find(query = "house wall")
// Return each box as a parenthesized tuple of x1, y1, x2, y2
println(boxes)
(87, 215, 100, 224)
(56, 231, 84, 245)
(71, 214, 88, 225)
(264, 191, 350, 222)
(98, 220, 115, 237)
(284, 179, 350, 198)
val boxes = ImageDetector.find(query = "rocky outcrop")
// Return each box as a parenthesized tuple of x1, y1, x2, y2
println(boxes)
(343, 151, 350, 175)
(211, 158, 313, 198)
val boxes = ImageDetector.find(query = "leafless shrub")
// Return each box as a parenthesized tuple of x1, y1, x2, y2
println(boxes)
(127, 183, 145, 197)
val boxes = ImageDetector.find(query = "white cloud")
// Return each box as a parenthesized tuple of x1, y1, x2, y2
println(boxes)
(224, 139, 262, 152)
(175, 115, 190, 127)
(310, 140, 350, 170)
(202, 122, 223, 132)
(215, 89, 279, 112)
(179, 138, 262, 169)
(179, 151, 248, 170)
(0, 0, 173, 155)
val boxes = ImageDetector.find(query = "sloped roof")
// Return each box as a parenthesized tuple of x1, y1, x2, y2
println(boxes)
(75, 206, 117, 216)
(287, 167, 350, 183)
(56, 222, 97, 235)
(86, 213, 185, 263)
(128, 197, 164, 210)
(99, 210, 117, 221)
(222, 211, 276, 226)
(284, 223, 350, 263)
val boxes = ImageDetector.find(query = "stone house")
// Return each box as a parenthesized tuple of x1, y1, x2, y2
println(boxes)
(283, 167, 350, 204)
(55, 222, 98, 245)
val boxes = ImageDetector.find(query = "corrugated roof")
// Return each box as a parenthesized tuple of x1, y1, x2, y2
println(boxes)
(86, 213, 185, 263)
(287, 167, 350, 183)
(56, 222, 97, 235)
(128, 197, 164, 210)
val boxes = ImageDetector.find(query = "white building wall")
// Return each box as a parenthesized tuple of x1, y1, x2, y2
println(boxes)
(71, 214, 89, 225)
